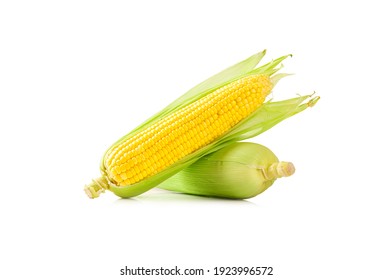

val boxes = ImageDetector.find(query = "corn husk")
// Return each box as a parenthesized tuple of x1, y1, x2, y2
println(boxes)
(158, 142, 295, 199)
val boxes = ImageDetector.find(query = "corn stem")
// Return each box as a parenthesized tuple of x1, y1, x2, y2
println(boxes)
(262, 161, 295, 180)
(84, 176, 109, 199)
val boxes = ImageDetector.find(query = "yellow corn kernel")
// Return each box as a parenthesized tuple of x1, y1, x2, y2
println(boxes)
(105, 74, 272, 186)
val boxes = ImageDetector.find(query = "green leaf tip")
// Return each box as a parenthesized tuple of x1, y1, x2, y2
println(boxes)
(307, 95, 320, 107)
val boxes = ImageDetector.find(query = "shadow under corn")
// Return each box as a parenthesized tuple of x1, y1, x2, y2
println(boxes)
(113, 188, 257, 207)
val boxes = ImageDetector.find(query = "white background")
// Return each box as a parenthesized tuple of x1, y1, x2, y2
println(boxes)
(1, 0, 391, 279)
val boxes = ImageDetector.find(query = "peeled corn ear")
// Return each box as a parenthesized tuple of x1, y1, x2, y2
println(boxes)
(158, 142, 295, 199)
(105, 74, 272, 188)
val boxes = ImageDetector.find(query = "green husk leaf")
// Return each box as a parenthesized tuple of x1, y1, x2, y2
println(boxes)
(107, 51, 266, 147)
(250, 54, 292, 76)
(270, 73, 293, 87)
(157, 51, 267, 116)
(109, 94, 318, 198)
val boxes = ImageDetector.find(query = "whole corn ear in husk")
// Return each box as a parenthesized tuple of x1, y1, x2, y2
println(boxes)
(84, 50, 319, 199)
(158, 142, 295, 199)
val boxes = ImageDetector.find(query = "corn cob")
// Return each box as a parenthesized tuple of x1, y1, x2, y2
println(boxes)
(105, 74, 272, 187)
(158, 142, 295, 199)
(84, 50, 319, 199)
